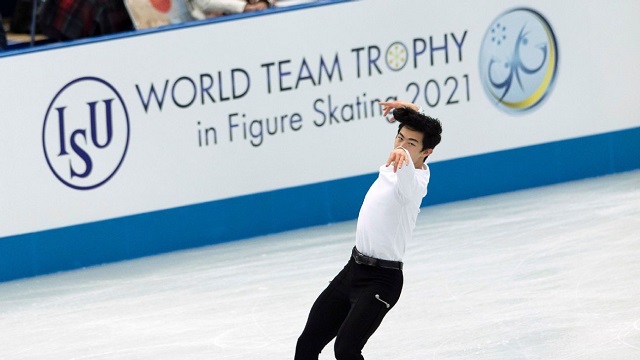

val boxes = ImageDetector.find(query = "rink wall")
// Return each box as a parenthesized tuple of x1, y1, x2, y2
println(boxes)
(1, 0, 640, 282)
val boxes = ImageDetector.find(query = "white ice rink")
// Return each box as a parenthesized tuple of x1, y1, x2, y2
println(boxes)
(1, 170, 639, 359)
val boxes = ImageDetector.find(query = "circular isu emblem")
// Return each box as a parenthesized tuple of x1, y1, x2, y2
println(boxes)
(42, 77, 130, 190)
(479, 8, 559, 113)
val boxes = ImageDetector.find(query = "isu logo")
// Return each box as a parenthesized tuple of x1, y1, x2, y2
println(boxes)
(42, 77, 130, 190)
(479, 8, 559, 113)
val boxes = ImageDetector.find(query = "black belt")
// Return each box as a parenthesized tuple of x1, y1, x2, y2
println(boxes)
(352, 247, 403, 271)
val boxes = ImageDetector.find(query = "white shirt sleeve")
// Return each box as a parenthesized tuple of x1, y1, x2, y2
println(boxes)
(394, 147, 428, 203)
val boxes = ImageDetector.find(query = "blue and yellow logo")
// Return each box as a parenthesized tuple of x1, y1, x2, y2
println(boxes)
(479, 8, 559, 113)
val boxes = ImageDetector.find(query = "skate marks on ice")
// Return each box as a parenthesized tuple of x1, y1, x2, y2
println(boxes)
(378, 170, 640, 359)
(0, 171, 638, 359)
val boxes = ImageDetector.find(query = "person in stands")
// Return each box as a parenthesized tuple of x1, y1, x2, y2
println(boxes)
(0, 13, 7, 50)
(187, 0, 275, 19)
(37, 0, 133, 41)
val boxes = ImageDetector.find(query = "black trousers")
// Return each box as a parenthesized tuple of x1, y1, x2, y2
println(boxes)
(295, 255, 403, 360)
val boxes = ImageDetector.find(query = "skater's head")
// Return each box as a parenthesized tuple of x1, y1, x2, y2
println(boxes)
(393, 107, 442, 163)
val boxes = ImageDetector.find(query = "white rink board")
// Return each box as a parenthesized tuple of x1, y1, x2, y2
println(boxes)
(0, 0, 639, 282)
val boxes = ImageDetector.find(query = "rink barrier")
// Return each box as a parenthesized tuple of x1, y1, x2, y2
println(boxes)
(1, 126, 638, 283)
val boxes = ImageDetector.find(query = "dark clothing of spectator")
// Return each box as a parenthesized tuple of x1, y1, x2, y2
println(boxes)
(0, 13, 6, 50)
(38, 0, 133, 41)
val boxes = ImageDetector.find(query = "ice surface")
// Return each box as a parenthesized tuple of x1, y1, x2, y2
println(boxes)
(0, 171, 639, 359)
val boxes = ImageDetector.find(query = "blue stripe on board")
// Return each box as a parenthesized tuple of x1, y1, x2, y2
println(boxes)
(424, 126, 640, 205)
(1, 126, 639, 282)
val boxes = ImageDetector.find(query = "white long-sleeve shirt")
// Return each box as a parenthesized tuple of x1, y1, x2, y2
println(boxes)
(355, 151, 430, 262)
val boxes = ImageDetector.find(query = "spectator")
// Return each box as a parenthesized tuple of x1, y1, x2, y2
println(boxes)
(38, 0, 134, 41)
(187, 0, 275, 19)
(0, 13, 6, 50)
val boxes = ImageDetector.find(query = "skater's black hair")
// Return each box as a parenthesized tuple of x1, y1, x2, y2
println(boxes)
(393, 107, 442, 153)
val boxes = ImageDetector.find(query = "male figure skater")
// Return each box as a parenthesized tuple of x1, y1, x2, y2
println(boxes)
(294, 101, 443, 360)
